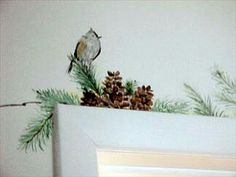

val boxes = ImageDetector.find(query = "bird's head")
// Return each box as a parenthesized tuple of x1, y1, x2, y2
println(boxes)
(87, 28, 102, 39)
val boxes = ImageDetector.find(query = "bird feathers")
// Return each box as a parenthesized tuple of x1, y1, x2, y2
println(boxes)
(75, 40, 87, 60)
(68, 28, 101, 73)
(92, 47, 101, 61)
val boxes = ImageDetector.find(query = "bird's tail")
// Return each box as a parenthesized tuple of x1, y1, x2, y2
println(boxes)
(67, 60, 73, 73)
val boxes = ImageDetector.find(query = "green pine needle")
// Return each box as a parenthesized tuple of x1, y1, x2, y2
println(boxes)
(152, 99, 189, 114)
(19, 113, 53, 151)
(212, 68, 236, 107)
(18, 89, 80, 151)
(217, 92, 236, 107)
(35, 88, 81, 108)
(212, 69, 236, 94)
(125, 80, 137, 95)
(184, 83, 224, 117)
(68, 54, 102, 95)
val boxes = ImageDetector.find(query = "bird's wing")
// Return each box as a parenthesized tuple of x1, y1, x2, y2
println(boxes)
(74, 40, 87, 59)
(91, 46, 101, 61)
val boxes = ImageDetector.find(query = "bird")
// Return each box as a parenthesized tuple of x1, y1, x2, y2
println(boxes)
(68, 28, 102, 73)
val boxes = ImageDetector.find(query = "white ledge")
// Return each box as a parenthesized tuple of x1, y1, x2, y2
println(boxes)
(53, 104, 236, 177)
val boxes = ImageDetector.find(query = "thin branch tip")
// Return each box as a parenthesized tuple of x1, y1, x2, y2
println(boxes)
(0, 101, 41, 108)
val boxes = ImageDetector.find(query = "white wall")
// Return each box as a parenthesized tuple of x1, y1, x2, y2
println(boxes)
(0, 1, 235, 177)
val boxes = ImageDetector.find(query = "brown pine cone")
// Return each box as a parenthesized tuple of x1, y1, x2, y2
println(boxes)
(81, 89, 103, 107)
(102, 71, 130, 109)
(130, 85, 154, 111)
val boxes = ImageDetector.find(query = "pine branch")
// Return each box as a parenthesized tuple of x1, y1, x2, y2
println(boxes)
(19, 89, 80, 151)
(125, 80, 137, 95)
(184, 83, 224, 117)
(68, 54, 102, 95)
(212, 69, 236, 94)
(35, 88, 81, 109)
(217, 92, 236, 106)
(152, 98, 189, 114)
(212, 68, 236, 107)
(18, 113, 53, 151)
(0, 101, 41, 108)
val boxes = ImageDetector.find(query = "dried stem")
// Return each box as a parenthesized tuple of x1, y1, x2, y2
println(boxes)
(0, 101, 41, 108)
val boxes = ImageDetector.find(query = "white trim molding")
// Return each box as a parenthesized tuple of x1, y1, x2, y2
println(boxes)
(53, 104, 236, 177)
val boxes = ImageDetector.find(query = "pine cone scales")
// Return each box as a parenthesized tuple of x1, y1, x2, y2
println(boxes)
(102, 71, 130, 109)
(80, 70, 154, 111)
(130, 85, 154, 111)
(81, 90, 103, 106)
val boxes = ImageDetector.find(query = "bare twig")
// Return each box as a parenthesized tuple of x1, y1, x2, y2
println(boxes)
(0, 101, 41, 108)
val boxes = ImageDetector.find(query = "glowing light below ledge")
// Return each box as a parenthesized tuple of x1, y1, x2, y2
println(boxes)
(97, 150, 236, 177)
(99, 165, 236, 177)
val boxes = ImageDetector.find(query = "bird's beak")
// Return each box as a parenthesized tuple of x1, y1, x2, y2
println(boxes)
(98, 36, 102, 39)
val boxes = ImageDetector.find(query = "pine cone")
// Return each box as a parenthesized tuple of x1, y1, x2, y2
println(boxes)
(81, 89, 103, 107)
(102, 71, 130, 109)
(130, 85, 154, 111)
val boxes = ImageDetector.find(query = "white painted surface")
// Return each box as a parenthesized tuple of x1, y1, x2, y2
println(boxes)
(53, 115, 98, 177)
(56, 105, 236, 155)
(0, 1, 235, 177)
(53, 104, 236, 177)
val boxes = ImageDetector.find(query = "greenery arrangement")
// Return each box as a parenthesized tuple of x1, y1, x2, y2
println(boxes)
(18, 89, 81, 151)
(1, 53, 235, 152)
(184, 83, 225, 117)
(212, 69, 236, 108)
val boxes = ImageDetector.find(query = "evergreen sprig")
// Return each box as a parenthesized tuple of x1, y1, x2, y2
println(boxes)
(19, 113, 53, 151)
(35, 88, 81, 111)
(212, 69, 236, 107)
(68, 54, 102, 95)
(212, 69, 236, 93)
(152, 99, 189, 114)
(125, 80, 137, 95)
(19, 89, 80, 151)
(184, 83, 224, 117)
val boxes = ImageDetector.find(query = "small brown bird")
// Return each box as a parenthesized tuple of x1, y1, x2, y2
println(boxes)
(68, 28, 101, 73)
